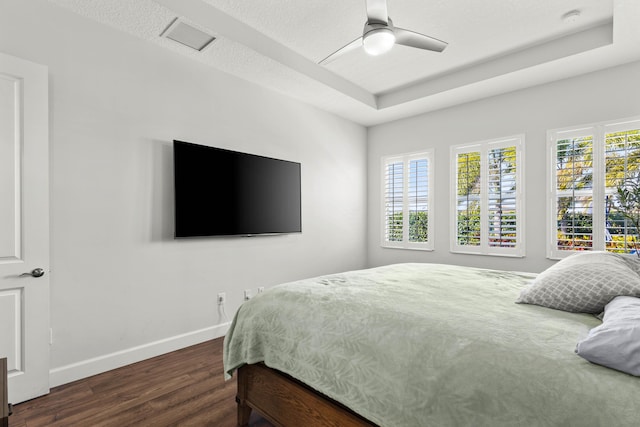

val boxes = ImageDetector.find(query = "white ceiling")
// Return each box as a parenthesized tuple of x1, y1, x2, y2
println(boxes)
(49, 0, 640, 126)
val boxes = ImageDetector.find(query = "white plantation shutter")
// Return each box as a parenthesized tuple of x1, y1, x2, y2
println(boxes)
(384, 160, 404, 242)
(408, 158, 429, 243)
(605, 127, 640, 253)
(553, 134, 595, 252)
(549, 117, 640, 258)
(451, 136, 524, 257)
(382, 151, 433, 250)
(455, 152, 481, 246)
(487, 146, 518, 248)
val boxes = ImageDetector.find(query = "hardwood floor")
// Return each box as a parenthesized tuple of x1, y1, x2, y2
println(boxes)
(10, 337, 273, 427)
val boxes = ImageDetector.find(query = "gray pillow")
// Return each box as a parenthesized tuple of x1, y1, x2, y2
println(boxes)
(576, 296, 640, 376)
(614, 253, 640, 275)
(516, 251, 640, 313)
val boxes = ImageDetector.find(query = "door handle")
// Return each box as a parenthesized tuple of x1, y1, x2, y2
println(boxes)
(20, 268, 45, 278)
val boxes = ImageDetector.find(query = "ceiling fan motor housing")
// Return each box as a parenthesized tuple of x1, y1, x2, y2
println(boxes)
(362, 19, 396, 55)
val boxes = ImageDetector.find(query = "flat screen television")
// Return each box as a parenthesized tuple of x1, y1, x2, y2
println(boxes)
(173, 140, 302, 238)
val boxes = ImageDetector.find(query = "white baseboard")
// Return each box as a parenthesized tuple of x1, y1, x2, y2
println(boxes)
(49, 322, 231, 388)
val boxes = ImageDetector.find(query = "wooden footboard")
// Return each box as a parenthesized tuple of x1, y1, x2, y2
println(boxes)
(1, 358, 9, 427)
(236, 363, 377, 427)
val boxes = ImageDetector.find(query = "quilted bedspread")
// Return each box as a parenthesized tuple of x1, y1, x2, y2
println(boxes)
(223, 263, 640, 426)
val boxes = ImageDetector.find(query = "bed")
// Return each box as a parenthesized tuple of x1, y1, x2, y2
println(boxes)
(224, 259, 640, 426)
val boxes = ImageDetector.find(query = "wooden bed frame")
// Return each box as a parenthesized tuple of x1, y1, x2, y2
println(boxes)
(1, 358, 9, 427)
(236, 363, 378, 427)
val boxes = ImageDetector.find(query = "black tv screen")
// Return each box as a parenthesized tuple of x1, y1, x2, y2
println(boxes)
(173, 140, 302, 237)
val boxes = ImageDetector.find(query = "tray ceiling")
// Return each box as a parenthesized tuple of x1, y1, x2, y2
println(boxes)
(49, 0, 640, 126)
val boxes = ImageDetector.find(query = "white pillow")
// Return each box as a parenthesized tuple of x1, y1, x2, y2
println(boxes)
(576, 296, 640, 376)
(516, 251, 640, 313)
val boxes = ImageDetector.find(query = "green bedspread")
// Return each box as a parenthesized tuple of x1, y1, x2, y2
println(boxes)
(224, 263, 640, 426)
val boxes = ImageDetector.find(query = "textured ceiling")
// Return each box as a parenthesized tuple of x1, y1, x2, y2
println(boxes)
(206, 0, 612, 94)
(48, 0, 640, 126)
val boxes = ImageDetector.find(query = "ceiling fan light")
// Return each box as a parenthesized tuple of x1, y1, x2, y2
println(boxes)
(363, 28, 395, 56)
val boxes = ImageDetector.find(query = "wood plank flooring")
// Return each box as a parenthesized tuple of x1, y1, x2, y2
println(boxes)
(10, 337, 273, 427)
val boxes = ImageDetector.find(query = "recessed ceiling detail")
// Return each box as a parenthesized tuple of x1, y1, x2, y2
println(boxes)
(48, 0, 640, 126)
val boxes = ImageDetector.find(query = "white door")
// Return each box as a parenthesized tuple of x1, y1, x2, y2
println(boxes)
(0, 52, 50, 404)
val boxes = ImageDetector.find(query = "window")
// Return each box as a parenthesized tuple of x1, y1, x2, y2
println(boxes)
(382, 151, 433, 250)
(548, 117, 640, 258)
(451, 135, 524, 257)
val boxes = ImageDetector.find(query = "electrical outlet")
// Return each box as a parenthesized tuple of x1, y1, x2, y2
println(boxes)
(257, 287, 265, 294)
(244, 289, 252, 301)
(217, 292, 226, 305)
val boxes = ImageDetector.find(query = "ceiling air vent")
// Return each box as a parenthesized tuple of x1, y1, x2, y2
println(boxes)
(161, 18, 216, 51)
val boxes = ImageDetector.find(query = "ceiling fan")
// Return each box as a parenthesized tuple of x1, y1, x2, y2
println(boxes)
(319, 0, 448, 64)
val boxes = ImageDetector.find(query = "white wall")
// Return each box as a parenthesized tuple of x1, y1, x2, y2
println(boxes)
(0, 0, 367, 384)
(368, 60, 640, 273)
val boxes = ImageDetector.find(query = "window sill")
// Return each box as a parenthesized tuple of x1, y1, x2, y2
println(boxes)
(381, 245, 434, 252)
(449, 249, 525, 258)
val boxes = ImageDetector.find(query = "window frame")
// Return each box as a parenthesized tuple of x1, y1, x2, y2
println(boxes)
(450, 135, 525, 257)
(547, 116, 640, 259)
(380, 150, 434, 251)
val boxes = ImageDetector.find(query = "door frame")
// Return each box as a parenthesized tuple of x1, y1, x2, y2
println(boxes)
(0, 51, 50, 404)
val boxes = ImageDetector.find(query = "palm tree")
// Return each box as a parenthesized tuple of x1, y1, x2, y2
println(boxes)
(614, 172, 640, 257)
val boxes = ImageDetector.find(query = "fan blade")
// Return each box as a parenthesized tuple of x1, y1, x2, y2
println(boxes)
(319, 36, 363, 65)
(394, 27, 448, 52)
(365, 0, 389, 24)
